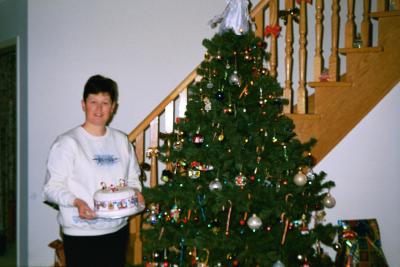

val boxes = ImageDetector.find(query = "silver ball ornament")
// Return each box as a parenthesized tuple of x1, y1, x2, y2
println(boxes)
(149, 214, 157, 225)
(306, 168, 316, 180)
(247, 214, 262, 231)
(229, 71, 241, 86)
(209, 178, 222, 191)
(293, 171, 307, 186)
(322, 193, 336, 208)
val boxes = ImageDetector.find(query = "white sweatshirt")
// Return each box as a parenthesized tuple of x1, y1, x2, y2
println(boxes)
(43, 126, 142, 236)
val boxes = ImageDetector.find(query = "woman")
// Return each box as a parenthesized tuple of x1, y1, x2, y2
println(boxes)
(44, 75, 144, 267)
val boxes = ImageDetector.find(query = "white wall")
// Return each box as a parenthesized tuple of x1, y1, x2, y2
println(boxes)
(27, 0, 230, 265)
(5, 0, 397, 266)
(316, 83, 400, 266)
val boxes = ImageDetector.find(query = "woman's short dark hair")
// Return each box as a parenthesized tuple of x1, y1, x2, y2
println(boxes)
(83, 75, 118, 102)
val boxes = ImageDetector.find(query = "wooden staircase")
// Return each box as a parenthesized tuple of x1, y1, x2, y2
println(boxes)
(125, 0, 400, 265)
(291, 11, 400, 162)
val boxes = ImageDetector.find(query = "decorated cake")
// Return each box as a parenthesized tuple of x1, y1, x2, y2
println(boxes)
(94, 182, 144, 219)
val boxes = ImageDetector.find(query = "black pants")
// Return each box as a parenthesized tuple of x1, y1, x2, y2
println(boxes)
(63, 225, 128, 267)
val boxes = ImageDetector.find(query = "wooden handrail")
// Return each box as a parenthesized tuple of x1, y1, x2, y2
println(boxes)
(128, 68, 197, 142)
(251, 0, 271, 17)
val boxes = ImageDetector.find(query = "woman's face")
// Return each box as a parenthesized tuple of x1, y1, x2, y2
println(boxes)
(81, 93, 116, 127)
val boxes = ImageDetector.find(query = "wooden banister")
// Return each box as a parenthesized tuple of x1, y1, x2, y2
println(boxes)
(251, 0, 271, 18)
(128, 69, 197, 142)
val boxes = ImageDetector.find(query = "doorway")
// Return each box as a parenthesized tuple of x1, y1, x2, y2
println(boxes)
(0, 44, 17, 267)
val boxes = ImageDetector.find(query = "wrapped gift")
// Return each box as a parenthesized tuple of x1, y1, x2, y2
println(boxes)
(336, 219, 388, 267)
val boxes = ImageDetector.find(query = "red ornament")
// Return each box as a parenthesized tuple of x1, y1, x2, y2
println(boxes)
(224, 105, 234, 114)
(240, 219, 246, 226)
(256, 41, 266, 49)
(192, 134, 204, 145)
(190, 161, 201, 168)
(235, 173, 247, 187)
(342, 229, 357, 240)
(300, 225, 310, 235)
(175, 117, 188, 124)
(233, 260, 239, 266)
(264, 24, 281, 37)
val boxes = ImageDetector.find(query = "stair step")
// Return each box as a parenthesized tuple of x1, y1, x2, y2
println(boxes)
(338, 46, 383, 54)
(308, 81, 352, 88)
(370, 10, 400, 19)
(286, 113, 321, 120)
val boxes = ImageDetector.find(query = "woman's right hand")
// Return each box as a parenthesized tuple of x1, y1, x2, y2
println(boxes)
(74, 198, 96, 219)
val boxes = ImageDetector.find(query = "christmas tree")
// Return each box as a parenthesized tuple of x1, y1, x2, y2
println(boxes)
(141, 2, 337, 266)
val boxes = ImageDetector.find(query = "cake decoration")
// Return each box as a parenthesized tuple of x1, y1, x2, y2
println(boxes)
(94, 180, 144, 219)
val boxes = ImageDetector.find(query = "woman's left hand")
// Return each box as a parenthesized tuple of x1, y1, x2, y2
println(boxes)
(136, 191, 145, 205)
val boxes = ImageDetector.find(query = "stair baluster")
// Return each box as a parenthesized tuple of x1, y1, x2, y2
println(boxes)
(329, 0, 340, 82)
(297, 0, 308, 113)
(283, 0, 294, 113)
(361, 0, 372, 47)
(313, 0, 324, 82)
(269, 0, 279, 78)
(345, 0, 356, 48)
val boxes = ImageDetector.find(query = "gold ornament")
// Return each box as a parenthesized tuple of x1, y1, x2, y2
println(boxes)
(218, 131, 225, 141)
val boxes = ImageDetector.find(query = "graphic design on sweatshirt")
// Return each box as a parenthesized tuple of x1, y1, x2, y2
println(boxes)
(72, 216, 116, 224)
(93, 154, 119, 166)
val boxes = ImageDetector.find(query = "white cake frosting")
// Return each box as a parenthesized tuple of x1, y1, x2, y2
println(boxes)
(94, 185, 143, 218)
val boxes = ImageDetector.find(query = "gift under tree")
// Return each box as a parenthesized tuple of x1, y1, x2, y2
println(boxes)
(141, 1, 337, 266)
